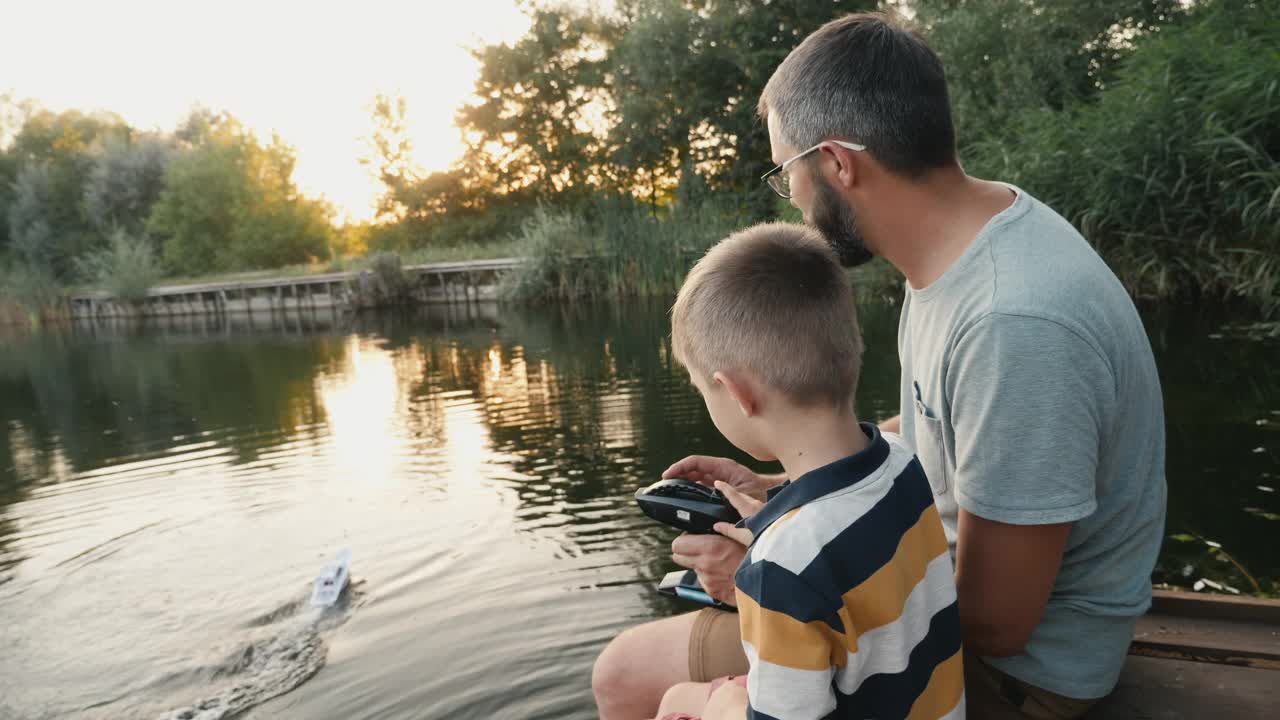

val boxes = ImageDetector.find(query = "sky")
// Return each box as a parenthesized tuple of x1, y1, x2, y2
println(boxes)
(0, 0, 534, 223)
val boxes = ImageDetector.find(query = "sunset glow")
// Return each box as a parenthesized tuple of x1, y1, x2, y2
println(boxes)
(0, 0, 532, 223)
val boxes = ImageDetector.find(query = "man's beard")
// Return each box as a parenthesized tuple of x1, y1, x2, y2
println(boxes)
(808, 175, 873, 268)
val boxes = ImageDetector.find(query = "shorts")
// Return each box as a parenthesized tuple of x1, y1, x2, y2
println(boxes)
(688, 608, 749, 682)
(964, 651, 1098, 719)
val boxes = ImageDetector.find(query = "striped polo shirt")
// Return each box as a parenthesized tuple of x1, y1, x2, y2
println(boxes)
(734, 423, 964, 720)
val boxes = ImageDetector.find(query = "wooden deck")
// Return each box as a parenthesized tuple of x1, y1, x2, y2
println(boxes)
(1092, 590, 1280, 719)
(68, 258, 524, 318)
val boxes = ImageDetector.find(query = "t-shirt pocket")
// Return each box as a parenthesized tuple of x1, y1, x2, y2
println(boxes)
(912, 380, 950, 496)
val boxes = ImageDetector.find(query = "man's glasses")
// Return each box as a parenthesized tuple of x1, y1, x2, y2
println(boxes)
(761, 140, 867, 199)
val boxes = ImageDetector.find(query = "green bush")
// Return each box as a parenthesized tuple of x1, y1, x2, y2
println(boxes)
(919, 0, 1185, 149)
(962, 0, 1280, 315)
(75, 228, 164, 303)
(499, 205, 597, 302)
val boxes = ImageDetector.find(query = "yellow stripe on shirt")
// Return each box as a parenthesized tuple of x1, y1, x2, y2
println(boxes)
(839, 503, 949, 641)
(736, 589, 846, 672)
(907, 648, 965, 720)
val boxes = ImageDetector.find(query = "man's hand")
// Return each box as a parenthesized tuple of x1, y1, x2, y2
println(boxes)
(670, 482, 766, 604)
(663, 455, 781, 503)
(671, 533, 746, 604)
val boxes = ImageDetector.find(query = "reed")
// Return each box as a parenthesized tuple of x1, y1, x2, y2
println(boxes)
(499, 199, 736, 302)
(962, 0, 1279, 316)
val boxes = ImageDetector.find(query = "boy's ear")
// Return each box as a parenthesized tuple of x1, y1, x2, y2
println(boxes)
(713, 370, 758, 418)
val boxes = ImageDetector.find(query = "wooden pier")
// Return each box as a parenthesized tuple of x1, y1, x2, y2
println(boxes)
(1094, 589, 1279, 719)
(68, 258, 523, 319)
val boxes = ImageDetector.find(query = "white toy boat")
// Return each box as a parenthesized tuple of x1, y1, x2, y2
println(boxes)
(309, 548, 351, 608)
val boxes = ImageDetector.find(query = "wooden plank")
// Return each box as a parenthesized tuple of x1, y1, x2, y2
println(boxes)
(1091, 655, 1279, 720)
(67, 258, 526, 303)
(1131, 591, 1280, 670)
(1150, 589, 1280, 625)
(1133, 613, 1280, 669)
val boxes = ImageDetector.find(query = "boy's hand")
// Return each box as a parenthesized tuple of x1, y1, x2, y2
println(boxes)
(670, 482, 766, 604)
(711, 481, 762, 546)
(662, 455, 779, 502)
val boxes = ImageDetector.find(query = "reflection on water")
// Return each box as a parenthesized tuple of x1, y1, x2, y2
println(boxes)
(0, 300, 1276, 719)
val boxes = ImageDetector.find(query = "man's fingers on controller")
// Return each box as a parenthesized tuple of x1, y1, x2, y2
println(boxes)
(714, 480, 752, 508)
(664, 455, 724, 478)
(663, 456, 696, 473)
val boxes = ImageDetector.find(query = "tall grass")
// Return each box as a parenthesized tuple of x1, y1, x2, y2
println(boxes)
(75, 229, 164, 303)
(500, 199, 909, 303)
(346, 251, 412, 308)
(963, 0, 1280, 316)
(500, 199, 740, 302)
(0, 262, 64, 326)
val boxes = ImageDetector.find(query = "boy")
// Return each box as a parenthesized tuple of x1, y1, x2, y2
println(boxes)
(652, 223, 963, 720)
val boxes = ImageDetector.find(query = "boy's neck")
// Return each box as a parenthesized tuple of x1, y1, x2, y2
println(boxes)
(767, 405, 869, 484)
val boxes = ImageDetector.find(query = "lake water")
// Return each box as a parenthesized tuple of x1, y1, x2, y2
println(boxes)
(1, 300, 1276, 720)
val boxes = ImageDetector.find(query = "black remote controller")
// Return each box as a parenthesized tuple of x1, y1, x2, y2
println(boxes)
(634, 478, 741, 534)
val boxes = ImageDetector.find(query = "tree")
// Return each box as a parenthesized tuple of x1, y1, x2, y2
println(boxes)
(911, 0, 1187, 147)
(3, 108, 129, 277)
(0, 93, 34, 258)
(457, 6, 613, 202)
(146, 126, 243, 273)
(6, 161, 56, 270)
(461, 0, 875, 217)
(147, 113, 333, 275)
(225, 133, 334, 270)
(361, 92, 419, 223)
(606, 0, 717, 210)
(83, 132, 173, 240)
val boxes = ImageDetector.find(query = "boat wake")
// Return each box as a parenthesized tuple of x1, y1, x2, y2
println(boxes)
(152, 581, 363, 720)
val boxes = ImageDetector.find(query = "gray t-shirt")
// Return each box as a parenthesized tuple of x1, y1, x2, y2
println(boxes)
(897, 185, 1167, 699)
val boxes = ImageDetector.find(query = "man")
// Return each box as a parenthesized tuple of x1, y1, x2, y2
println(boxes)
(593, 12, 1166, 720)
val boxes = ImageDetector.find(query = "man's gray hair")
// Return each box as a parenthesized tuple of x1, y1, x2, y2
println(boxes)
(759, 12, 957, 179)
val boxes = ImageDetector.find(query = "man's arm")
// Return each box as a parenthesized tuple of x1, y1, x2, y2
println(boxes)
(879, 414, 901, 434)
(945, 314, 1111, 656)
(955, 511, 1071, 656)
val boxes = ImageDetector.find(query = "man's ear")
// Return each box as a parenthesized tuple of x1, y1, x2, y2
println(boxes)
(821, 143, 859, 190)
(713, 370, 758, 418)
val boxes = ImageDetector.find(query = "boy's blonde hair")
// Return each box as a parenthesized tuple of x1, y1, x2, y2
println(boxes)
(671, 223, 863, 408)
